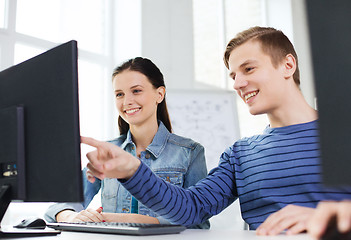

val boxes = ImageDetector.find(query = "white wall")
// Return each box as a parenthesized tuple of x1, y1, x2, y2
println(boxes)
(141, 0, 195, 90)
(291, 0, 315, 108)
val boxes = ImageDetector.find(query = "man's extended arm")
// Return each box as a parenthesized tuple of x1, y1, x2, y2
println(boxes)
(82, 136, 237, 226)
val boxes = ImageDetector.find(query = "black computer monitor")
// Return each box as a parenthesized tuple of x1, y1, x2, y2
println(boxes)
(0, 40, 83, 224)
(306, 1, 351, 186)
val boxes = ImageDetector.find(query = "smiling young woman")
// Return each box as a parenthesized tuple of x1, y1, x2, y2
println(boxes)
(45, 57, 209, 229)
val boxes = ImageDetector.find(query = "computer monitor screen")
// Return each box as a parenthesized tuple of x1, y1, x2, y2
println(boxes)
(0, 41, 83, 221)
(306, 1, 351, 186)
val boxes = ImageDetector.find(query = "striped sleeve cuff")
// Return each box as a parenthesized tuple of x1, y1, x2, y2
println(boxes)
(121, 161, 153, 196)
(120, 161, 211, 227)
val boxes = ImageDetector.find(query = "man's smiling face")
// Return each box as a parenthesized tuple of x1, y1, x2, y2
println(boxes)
(228, 40, 288, 116)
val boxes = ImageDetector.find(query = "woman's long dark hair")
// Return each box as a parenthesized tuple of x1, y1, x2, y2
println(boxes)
(112, 57, 172, 135)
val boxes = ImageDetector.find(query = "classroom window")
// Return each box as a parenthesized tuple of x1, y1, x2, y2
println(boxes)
(0, 0, 116, 168)
(14, 44, 44, 65)
(16, 0, 107, 54)
(78, 60, 108, 142)
(0, 0, 117, 221)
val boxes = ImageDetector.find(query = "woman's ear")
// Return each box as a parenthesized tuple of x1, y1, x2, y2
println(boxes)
(283, 54, 297, 79)
(156, 86, 166, 104)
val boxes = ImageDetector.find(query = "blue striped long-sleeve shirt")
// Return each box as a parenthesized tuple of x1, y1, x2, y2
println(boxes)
(121, 120, 351, 229)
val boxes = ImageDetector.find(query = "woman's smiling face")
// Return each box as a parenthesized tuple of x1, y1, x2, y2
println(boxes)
(113, 70, 164, 128)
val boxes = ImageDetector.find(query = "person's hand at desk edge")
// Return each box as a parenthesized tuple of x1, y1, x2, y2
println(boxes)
(256, 205, 315, 236)
(307, 200, 351, 239)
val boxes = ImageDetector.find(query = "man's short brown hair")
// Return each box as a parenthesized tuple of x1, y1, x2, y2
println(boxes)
(223, 26, 300, 86)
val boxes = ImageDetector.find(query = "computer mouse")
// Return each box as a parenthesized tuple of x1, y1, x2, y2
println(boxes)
(14, 217, 47, 229)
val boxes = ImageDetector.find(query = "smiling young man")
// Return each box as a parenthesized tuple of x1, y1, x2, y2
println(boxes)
(82, 27, 351, 235)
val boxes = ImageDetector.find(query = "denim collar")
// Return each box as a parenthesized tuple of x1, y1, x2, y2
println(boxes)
(120, 121, 171, 159)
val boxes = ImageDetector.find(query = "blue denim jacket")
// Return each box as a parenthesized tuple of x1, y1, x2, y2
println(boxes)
(45, 122, 209, 229)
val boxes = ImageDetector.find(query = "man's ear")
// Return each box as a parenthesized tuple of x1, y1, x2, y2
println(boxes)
(283, 54, 297, 79)
(156, 86, 166, 104)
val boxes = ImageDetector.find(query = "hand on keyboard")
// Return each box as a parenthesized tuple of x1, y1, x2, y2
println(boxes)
(56, 207, 104, 223)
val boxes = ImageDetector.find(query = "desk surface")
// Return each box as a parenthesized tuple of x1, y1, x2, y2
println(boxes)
(1, 229, 313, 240)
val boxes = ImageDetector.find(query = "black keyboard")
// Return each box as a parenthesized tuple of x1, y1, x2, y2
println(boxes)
(47, 222, 186, 236)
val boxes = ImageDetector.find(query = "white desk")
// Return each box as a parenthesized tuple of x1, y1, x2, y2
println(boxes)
(2, 229, 312, 240)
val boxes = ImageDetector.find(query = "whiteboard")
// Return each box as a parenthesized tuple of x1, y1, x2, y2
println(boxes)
(166, 90, 240, 170)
